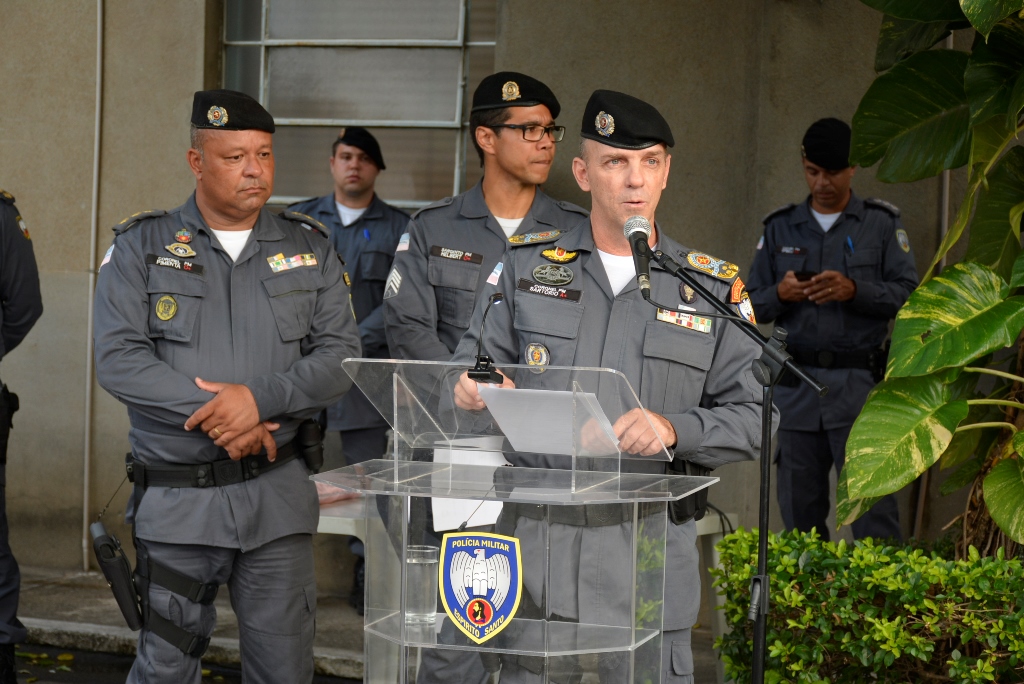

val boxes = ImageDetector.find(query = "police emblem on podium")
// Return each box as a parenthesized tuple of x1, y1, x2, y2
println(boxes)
(440, 532, 522, 644)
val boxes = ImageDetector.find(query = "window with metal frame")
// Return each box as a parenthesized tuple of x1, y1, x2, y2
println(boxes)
(223, 0, 496, 211)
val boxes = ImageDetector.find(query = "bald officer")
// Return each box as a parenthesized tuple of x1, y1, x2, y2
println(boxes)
(384, 71, 587, 361)
(93, 90, 360, 684)
(452, 90, 770, 683)
(745, 118, 918, 541)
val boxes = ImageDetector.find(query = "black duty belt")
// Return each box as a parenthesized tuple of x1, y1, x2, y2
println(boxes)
(507, 502, 632, 527)
(787, 347, 876, 370)
(128, 442, 298, 489)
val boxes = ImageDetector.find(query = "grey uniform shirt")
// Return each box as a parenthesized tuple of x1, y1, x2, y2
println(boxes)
(93, 194, 361, 551)
(745, 193, 919, 431)
(0, 192, 42, 360)
(384, 181, 587, 361)
(451, 222, 772, 630)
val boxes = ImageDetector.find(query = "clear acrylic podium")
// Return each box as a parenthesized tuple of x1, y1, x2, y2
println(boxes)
(314, 360, 717, 683)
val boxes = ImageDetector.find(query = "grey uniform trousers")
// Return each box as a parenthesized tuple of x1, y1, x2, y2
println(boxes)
(777, 425, 901, 541)
(128, 533, 316, 684)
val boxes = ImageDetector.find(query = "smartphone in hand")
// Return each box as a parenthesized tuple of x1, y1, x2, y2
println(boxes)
(795, 271, 817, 282)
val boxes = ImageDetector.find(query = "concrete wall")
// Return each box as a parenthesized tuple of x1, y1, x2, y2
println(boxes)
(498, 0, 963, 540)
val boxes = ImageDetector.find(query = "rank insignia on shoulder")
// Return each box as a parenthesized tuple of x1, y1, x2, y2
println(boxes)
(430, 245, 484, 264)
(281, 211, 330, 239)
(762, 203, 795, 224)
(508, 230, 560, 245)
(656, 308, 712, 333)
(267, 253, 318, 273)
(866, 198, 900, 216)
(15, 216, 29, 240)
(730, 277, 745, 304)
(516, 278, 582, 302)
(532, 264, 573, 286)
(384, 267, 402, 299)
(175, 228, 192, 244)
(440, 531, 522, 644)
(680, 283, 697, 304)
(155, 295, 178, 321)
(896, 228, 911, 253)
(114, 209, 167, 234)
(0, 190, 14, 205)
(734, 292, 757, 324)
(165, 243, 197, 258)
(686, 252, 739, 280)
(541, 247, 579, 263)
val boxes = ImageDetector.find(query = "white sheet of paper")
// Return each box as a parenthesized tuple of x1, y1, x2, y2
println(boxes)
(477, 387, 618, 456)
(431, 436, 508, 532)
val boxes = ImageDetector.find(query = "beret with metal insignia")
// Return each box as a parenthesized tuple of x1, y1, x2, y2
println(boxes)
(580, 90, 674, 150)
(471, 71, 561, 118)
(191, 89, 275, 133)
(801, 118, 850, 170)
(335, 126, 386, 170)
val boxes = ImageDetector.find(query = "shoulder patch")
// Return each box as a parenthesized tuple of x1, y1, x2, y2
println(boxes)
(685, 251, 740, 281)
(412, 196, 454, 219)
(508, 230, 561, 246)
(0, 190, 14, 205)
(865, 198, 900, 217)
(281, 210, 330, 239)
(112, 209, 168, 234)
(761, 203, 795, 225)
(556, 200, 589, 217)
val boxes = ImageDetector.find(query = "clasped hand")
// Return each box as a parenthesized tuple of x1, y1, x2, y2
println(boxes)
(184, 378, 279, 460)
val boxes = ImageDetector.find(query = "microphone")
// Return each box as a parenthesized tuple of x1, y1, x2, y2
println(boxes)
(624, 215, 653, 299)
(468, 292, 505, 384)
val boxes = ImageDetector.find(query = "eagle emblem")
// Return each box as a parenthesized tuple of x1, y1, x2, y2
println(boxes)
(440, 532, 522, 644)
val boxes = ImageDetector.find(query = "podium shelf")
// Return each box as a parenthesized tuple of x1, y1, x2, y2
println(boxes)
(364, 611, 660, 656)
(314, 460, 717, 504)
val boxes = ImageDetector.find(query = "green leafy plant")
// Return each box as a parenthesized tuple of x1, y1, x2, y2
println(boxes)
(713, 528, 1024, 683)
(838, 0, 1024, 554)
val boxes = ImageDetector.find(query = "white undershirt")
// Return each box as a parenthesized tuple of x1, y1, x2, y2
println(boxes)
(494, 216, 524, 238)
(210, 228, 252, 262)
(811, 208, 841, 232)
(598, 249, 640, 295)
(336, 202, 368, 227)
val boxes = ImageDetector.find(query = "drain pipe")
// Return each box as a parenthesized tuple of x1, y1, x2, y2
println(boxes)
(82, 0, 104, 571)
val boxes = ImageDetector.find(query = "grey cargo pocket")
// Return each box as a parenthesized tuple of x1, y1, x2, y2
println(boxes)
(428, 256, 481, 328)
(261, 268, 325, 341)
(845, 248, 881, 281)
(642, 321, 715, 415)
(360, 249, 392, 282)
(671, 628, 694, 677)
(145, 267, 205, 342)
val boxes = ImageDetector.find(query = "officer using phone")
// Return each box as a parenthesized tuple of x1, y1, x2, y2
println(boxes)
(745, 118, 919, 541)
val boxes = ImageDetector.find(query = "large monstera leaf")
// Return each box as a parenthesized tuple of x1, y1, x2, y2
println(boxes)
(887, 262, 1024, 378)
(860, 0, 965, 21)
(836, 468, 882, 526)
(964, 17, 1024, 126)
(960, 0, 1024, 37)
(851, 50, 971, 182)
(844, 375, 968, 500)
(965, 146, 1024, 282)
(983, 457, 1024, 543)
(874, 15, 961, 72)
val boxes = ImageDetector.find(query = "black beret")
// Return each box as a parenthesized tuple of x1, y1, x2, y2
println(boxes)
(580, 90, 674, 150)
(191, 89, 275, 133)
(801, 118, 851, 170)
(471, 72, 560, 119)
(335, 127, 385, 170)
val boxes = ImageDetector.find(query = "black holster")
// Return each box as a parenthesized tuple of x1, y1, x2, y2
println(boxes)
(298, 419, 324, 473)
(89, 522, 143, 630)
(669, 460, 711, 525)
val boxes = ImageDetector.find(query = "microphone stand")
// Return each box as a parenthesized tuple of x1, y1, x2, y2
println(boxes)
(468, 293, 505, 384)
(647, 248, 827, 684)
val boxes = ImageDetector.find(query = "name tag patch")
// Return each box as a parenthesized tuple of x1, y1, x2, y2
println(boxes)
(146, 253, 204, 276)
(431, 245, 484, 264)
(656, 308, 712, 333)
(516, 278, 581, 302)
(777, 246, 806, 255)
(267, 253, 317, 273)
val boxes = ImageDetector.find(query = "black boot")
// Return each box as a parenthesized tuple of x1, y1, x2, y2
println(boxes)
(0, 643, 15, 684)
(348, 557, 365, 616)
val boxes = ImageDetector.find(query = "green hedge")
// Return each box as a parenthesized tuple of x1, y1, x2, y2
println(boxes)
(711, 529, 1024, 683)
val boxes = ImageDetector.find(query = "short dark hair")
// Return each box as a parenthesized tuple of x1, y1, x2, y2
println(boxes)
(470, 107, 514, 167)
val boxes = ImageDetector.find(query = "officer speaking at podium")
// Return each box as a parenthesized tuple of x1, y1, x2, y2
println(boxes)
(93, 90, 360, 683)
(452, 90, 772, 683)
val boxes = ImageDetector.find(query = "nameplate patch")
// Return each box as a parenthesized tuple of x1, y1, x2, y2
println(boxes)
(516, 278, 581, 302)
(146, 253, 204, 276)
(777, 246, 806, 255)
(430, 245, 483, 264)
(656, 308, 712, 333)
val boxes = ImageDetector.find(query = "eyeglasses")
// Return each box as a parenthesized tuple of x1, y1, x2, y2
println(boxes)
(487, 124, 566, 142)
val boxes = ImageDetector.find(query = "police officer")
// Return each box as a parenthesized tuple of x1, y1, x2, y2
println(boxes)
(289, 128, 408, 614)
(383, 71, 588, 361)
(0, 190, 42, 684)
(452, 90, 769, 683)
(93, 90, 360, 684)
(745, 118, 919, 541)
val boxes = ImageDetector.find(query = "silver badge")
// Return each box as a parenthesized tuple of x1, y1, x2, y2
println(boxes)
(532, 264, 573, 286)
(594, 111, 615, 138)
